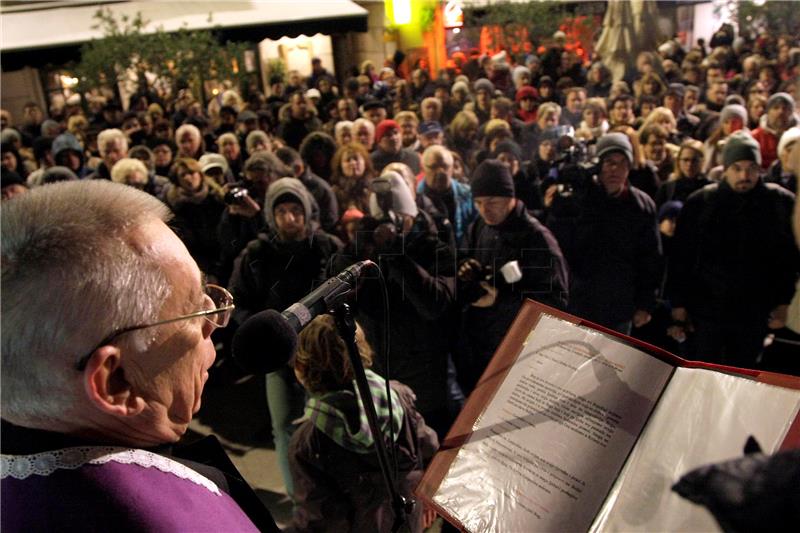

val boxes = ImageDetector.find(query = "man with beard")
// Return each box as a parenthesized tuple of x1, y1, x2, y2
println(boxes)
(752, 93, 798, 169)
(667, 131, 798, 368)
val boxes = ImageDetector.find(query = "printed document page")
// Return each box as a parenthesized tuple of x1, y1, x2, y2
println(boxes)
(433, 314, 674, 532)
(590, 367, 800, 532)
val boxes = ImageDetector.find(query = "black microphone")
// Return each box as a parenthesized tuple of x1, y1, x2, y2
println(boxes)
(232, 260, 374, 374)
(282, 260, 374, 332)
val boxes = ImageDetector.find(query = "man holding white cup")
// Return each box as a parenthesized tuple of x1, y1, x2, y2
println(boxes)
(457, 159, 569, 395)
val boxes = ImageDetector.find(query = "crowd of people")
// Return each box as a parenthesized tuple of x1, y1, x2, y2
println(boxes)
(2, 21, 800, 531)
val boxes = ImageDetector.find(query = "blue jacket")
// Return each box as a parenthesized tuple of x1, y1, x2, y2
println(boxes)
(417, 179, 476, 244)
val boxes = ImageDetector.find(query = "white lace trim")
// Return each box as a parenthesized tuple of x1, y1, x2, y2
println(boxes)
(1, 447, 221, 495)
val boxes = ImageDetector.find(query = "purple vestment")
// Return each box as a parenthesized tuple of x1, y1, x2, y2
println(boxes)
(1, 446, 260, 532)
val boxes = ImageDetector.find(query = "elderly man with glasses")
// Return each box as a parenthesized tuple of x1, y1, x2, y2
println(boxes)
(1, 181, 278, 531)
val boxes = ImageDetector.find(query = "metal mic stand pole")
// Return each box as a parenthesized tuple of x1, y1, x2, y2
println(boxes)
(332, 303, 412, 532)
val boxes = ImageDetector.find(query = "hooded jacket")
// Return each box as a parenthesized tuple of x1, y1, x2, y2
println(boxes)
(229, 178, 342, 324)
(51, 133, 91, 178)
(264, 177, 314, 234)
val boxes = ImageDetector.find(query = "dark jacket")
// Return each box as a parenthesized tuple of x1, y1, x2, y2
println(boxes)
(276, 106, 322, 150)
(765, 160, 797, 194)
(330, 214, 456, 429)
(216, 210, 266, 287)
(228, 230, 342, 324)
(289, 381, 438, 533)
(668, 181, 798, 322)
(299, 168, 339, 233)
(654, 175, 712, 208)
(369, 147, 421, 175)
(458, 200, 568, 391)
(86, 161, 112, 181)
(549, 181, 662, 328)
(165, 182, 225, 279)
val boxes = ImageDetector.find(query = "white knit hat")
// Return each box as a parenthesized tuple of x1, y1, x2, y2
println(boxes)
(778, 127, 800, 156)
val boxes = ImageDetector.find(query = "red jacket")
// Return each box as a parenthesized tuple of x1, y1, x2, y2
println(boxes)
(751, 126, 779, 169)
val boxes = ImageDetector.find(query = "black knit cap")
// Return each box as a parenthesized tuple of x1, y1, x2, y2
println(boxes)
(470, 159, 515, 198)
(1, 169, 26, 189)
(493, 140, 523, 161)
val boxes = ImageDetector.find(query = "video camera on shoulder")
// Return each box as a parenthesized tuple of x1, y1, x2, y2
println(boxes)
(546, 125, 597, 197)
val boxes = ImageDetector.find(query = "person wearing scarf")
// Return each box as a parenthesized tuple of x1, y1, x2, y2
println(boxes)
(289, 314, 439, 532)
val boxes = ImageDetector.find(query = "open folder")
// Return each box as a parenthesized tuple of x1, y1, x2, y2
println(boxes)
(415, 300, 800, 532)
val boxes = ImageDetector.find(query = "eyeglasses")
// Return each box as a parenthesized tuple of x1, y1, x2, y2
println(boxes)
(75, 284, 234, 371)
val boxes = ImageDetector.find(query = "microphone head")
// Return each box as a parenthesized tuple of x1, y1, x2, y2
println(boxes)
(232, 309, 298, 375)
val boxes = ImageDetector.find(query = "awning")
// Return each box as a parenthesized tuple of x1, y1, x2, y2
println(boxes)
(1, 0, 368, 52)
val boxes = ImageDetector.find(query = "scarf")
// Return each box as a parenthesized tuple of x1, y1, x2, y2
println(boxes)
(304, 370, 404, 454)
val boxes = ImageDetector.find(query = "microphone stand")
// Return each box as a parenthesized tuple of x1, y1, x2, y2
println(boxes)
(332, 303, 413, 532)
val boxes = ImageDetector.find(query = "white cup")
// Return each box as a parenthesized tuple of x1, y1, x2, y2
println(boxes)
(500, 260, 522, 284)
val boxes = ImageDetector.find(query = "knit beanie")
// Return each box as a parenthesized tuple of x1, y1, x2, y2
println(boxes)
(470, 159, 515, 198)
(777, 127, 800, 156)
(369, 170, 418, 219)
(515, 85, 539, 102)
(596, 132, 633, 164)
(719, 104, 748, 125)
(0, 169, 25, 189)
(722, 130, 762, 168)
(451, 80, 470, 96)
(492, 140, 523, 162)
(724, 94, 746, 107)
(474, 78, 494, 95)
(767, 92, 796, 111)
(374, 119, 400, 144)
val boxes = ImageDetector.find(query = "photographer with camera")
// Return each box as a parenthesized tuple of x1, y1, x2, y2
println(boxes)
(216, 152, 292, 285)
(331, 170, 457, 438)
(457, 160, 568, 395)
(547, 132, 662, 336)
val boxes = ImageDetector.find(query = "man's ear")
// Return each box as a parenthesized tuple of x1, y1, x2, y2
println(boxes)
(82, 346, 145, 417)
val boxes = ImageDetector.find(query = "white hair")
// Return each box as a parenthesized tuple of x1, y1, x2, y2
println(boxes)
(353, 118, 375, 146)
(110, 157, 149, 186)
(175, 123, 201, 143)
(422, 144, 453, 169)
(1, 180, 172, 425)
(334, 120, 354, 144)
(97, 128, 128, 156)
(217, 132, 239, 148)
(246, 130, 271, 154)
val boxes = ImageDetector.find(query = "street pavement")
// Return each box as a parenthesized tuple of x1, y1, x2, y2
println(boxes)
(187, 358, 294, 528)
